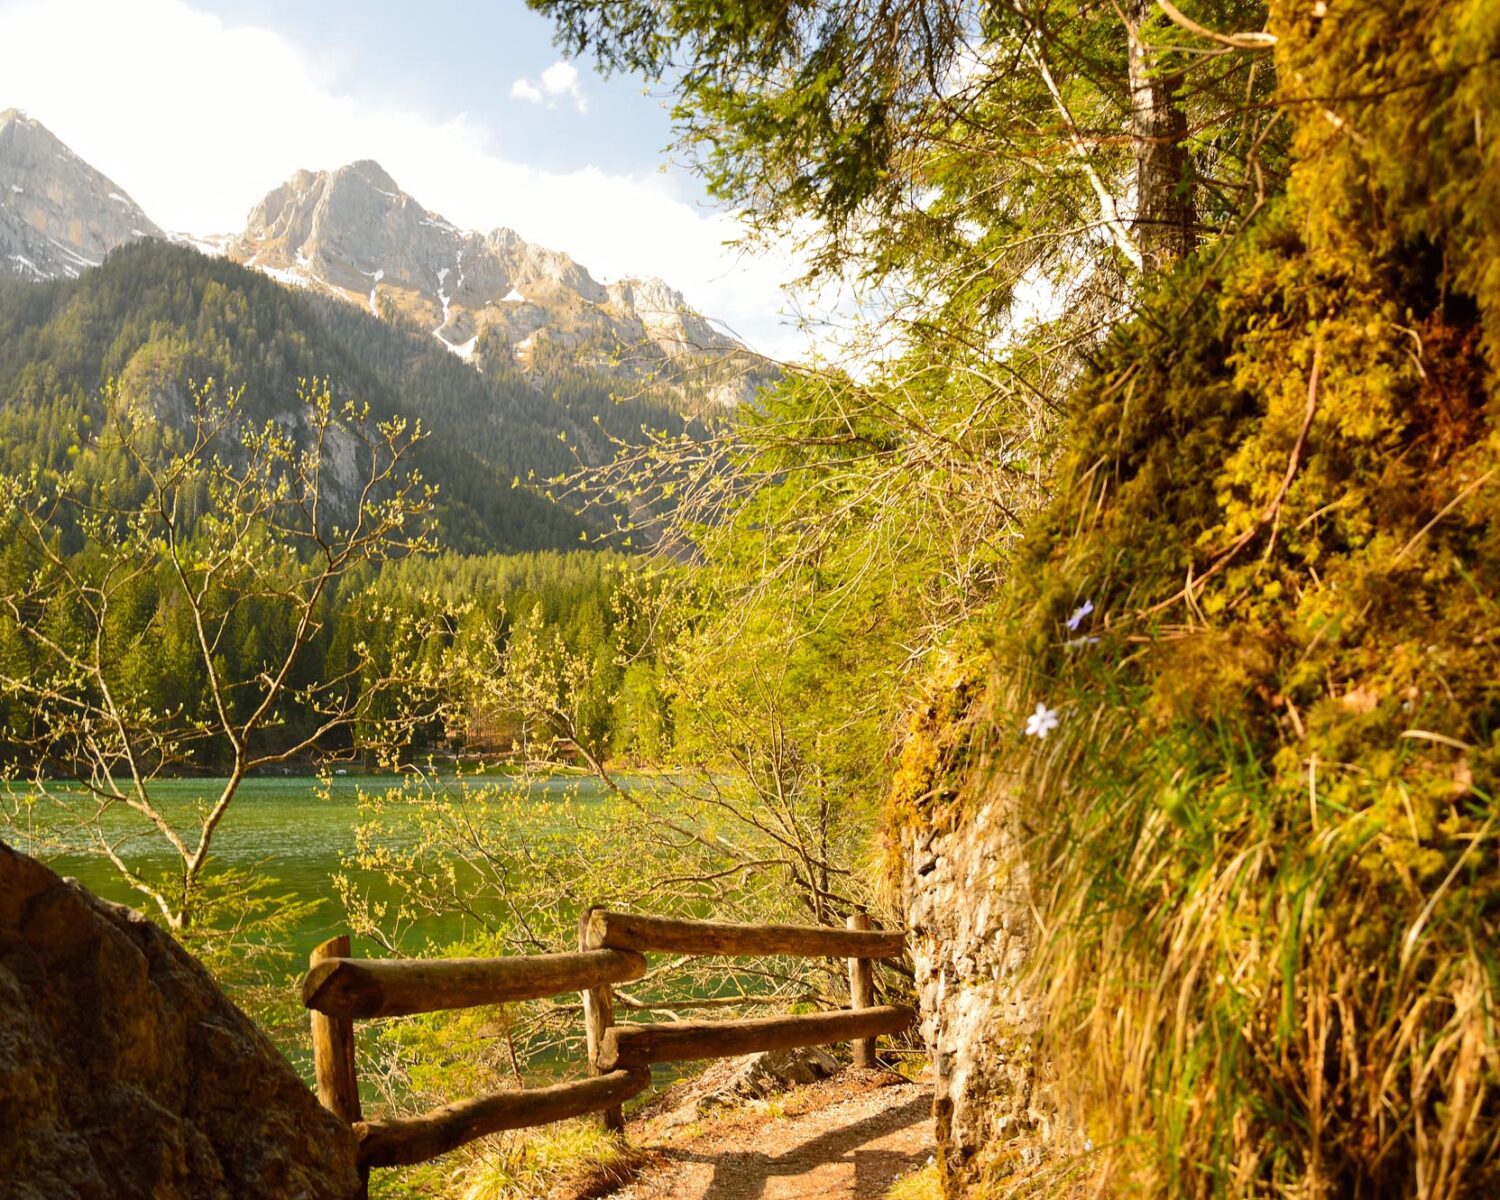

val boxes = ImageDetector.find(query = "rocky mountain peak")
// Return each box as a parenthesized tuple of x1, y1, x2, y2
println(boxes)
(0, 116, 770, 408)
(0, 109, 162, 281)
(606, 274, 729, 354)
(228, 160, 764, 403)
(344, 158, 400, 192)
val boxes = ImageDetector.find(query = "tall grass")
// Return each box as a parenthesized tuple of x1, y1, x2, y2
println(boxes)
(370, 1120, 642, 1200)
(999, 654, 1500, 1197)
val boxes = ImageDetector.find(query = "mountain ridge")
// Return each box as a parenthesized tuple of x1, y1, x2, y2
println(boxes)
(227, 158, 766, 406)
(0, 108, 163, 281)
(0, 111, 768, 409)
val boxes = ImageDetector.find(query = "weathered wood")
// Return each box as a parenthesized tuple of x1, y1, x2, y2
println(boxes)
(355, 1069, 652, 1168)
(847, 913, 877, 1068)
(587, 910, 906, 960)
(309, 936, 363, 1125)
(302, 948, 648, 1019)
(579, 906, 624, 1133)
(598, 1005, 916, 1070)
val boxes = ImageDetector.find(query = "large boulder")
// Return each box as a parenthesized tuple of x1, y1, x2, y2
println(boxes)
(0, 841, 361, 1199)
(646, 1045, 842, 1130)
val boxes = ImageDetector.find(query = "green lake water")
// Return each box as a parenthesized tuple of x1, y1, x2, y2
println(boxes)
(5, 773, 615, 964)
(4, 773, 780, 1101)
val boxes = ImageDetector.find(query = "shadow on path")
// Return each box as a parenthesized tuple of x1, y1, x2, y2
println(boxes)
(665, 1094, 932, 1200)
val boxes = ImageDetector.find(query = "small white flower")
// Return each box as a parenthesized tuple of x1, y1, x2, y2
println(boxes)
(1025, 702, 1060, 739)
(1066, 599, 1094, 631)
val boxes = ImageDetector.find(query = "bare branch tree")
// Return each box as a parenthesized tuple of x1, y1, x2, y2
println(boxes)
(0, 378, 441, 930)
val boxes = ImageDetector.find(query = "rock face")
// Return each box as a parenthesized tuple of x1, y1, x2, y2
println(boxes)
(0, 841, 361, 1199)
(227, 160, 768, 405)
(903, 786, 1056, 1192)
(649, 1046, 841, 1129)
(0, 109, 162, 281)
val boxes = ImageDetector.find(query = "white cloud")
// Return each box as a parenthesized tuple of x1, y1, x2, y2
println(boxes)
(510, 60, 588, 113)
(0, 0, 832, 361)
(509, 78, 545, 105)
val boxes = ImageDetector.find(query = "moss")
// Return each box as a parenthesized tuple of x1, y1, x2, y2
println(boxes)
(912, 0, 1500, 1194)
(886, 1162, 943, 1200)
(885, 644, 989, 836)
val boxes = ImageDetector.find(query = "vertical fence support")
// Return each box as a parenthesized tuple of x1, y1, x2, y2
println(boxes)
(847, 913, 877, 1068)
(310, 934, 367, 1198)
(580, 906, 626, 1133)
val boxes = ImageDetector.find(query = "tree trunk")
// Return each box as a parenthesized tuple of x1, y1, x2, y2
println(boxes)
(1127, 0, 1194, 272)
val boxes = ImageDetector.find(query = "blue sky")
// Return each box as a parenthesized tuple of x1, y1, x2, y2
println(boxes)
(191, 0, 681, 180)
(0, 0, 819, 359)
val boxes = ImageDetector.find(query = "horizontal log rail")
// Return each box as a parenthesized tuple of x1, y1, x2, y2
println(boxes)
(598, 1005, 916, 1070)
(303, 948, 648, 1019)
(301, 909, 909, 1184)
(356, 1069, 652, 1168)
(586, 910, 906, 959)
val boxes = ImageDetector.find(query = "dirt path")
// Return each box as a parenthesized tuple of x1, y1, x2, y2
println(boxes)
(602, 1071, 933, 1200)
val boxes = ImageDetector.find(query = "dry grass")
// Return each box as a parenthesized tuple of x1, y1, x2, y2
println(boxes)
(1003, 672, 1500, 1198)
(885, 1161, 942, 1200)
(368, 1120, 649, 1200)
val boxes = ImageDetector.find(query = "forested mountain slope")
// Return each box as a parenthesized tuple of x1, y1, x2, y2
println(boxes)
(0, 240, 686, 551)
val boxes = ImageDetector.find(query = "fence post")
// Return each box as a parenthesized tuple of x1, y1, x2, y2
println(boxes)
(847, 913, 877, 1068)
(310, 934, 367, 1198)
(579, 906, 626, 1133)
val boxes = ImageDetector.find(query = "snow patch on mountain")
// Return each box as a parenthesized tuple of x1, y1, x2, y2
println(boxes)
(260, 263, 311, 289)
(224, 158, 768, 405)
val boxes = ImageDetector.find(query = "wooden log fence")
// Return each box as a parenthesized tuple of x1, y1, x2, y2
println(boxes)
(302, 909, 909, 1180)
(308, 936, 362, 1125)
(303, 947, 648, 1019)
(598, 1005, 916, 1070)
(584, 909, 906, 959)
(356, 1069, 652, 1168)
(848, 912, 878, 1069)
(580, 906, 626, 1132)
